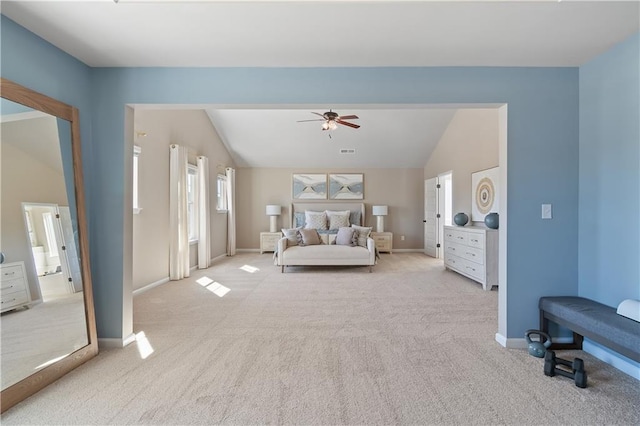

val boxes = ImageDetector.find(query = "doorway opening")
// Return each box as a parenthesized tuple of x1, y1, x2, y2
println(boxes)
(22, 203, 81, 301)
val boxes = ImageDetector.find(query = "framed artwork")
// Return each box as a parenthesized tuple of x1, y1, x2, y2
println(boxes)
(329, 173, 364, 200)
(292, 174, 327, 199)
(471, 166, 499, 222)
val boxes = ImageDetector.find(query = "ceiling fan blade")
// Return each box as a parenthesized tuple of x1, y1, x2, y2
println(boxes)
(311, 112, 326, 118)
(337, 115, 359, 120)
(336, 119, 360, 129)
(297, 119, 325, 122)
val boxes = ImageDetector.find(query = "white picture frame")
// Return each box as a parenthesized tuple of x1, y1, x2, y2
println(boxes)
(471, 166, 499, 222)
(329, 173, 364, 200)
(292, 174, 327, 199)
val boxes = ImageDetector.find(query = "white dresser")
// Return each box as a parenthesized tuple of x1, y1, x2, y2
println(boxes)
(443, 226, 498, 291)
(1, 261, 31, 313)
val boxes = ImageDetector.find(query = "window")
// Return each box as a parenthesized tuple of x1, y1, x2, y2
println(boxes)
(133, 145, 142, 214)
(187, 164, 198, 242)
(217, 174, 228, 212)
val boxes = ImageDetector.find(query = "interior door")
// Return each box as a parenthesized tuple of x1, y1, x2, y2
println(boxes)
(58, 206, 83, 292)
(424, 177, 438, 257)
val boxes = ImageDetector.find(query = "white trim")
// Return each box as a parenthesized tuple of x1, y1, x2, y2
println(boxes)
(495, 335, 575, 349)
(133, 276, 170, 297)
(583, 340, 640, 380)
(238, 248, 261, 253)
(392, 249, 424, 253)
(98, 333, 136, 349)
(133, 254, 229, 296)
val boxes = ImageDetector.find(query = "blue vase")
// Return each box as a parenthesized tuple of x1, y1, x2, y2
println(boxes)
(485, 212, 499, 229)
(453, 213, 469, 226)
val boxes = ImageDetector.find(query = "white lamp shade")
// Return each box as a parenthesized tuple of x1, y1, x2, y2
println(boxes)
(266, 205, 281, 216)
(372, 205, 388, 216)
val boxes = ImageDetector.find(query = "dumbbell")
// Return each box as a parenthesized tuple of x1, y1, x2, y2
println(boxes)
(544, 350, 588, 388)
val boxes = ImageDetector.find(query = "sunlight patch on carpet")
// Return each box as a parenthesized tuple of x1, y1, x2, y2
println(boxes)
(240, 264, 259, 273)
(196, 277, 214, 286)
(205, 282, 230, 297)
(136, 331, 154, 359)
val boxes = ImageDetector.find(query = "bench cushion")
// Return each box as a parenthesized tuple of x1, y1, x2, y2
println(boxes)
(281, 244, 371, 265)
(539, 296, 640, 362)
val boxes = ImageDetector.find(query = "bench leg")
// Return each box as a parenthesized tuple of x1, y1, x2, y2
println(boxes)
(540, 310, 583, 351)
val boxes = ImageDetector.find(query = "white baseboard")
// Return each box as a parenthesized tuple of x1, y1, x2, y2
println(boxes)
(391, 249, 425, 253)
(583, 340, 640, 380)
(238, 248, 260, 253)
(133, 254, 230, 297)
(98, 333, 136, 349)
(495, 334, 574, 349)
(133, 276, 170, 296)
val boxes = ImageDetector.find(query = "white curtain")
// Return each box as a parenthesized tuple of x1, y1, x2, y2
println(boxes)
(197, 156, 210, 269)
(226, 167, 236, 256)
(169, 144, 190, 280)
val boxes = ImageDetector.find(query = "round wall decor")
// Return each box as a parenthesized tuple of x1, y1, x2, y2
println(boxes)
(475, 177, 495, 214)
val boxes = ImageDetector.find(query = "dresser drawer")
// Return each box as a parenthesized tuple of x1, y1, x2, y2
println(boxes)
(444, 229, 467, 244)
(445, 254, 486, 283)
(1, 278, 27, 296)
(459, 245, 484, 265)
(466, 232, 485, 249)
(372, 236, 391, 250)
(1, 265, 25, 282)
(1, 291, 29, 310)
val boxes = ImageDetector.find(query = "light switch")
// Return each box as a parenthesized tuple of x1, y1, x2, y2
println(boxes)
(542, 204, 552, 219)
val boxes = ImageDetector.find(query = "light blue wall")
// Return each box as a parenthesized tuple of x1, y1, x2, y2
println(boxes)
(579, 32, 640, 304)
(3, 16, 581, 341)
(578, 32, 639, 374)
(90, 67, 579, 339)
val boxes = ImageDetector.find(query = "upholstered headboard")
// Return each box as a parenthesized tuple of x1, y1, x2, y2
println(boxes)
(290, 203, 366, 228)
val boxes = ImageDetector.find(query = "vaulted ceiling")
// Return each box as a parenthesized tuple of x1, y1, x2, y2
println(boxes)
(3, 1, 638, 168)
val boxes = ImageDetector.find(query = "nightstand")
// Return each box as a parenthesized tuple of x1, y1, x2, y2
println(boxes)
(371, 232, 393, 253)
(260, 232, 282, 254)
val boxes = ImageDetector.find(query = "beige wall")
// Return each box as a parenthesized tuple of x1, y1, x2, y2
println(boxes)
(132, 110, 235, 290)
(424, 109, 499, 222)
(236, 168, 425, 250)
(1, 140, 68, 301)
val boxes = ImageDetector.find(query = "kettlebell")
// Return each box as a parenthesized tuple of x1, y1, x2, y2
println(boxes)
(525, 329, 552, 358)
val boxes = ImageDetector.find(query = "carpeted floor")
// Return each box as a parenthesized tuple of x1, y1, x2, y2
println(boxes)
(2, 253, 639, 425)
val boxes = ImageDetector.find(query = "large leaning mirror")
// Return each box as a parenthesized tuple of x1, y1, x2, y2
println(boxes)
(0, 78, 98, 413)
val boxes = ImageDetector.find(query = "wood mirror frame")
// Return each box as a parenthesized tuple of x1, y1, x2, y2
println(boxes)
(0, 78, 98, 413)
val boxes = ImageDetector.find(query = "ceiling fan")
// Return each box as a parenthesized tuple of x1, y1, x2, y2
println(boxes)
(297, 110, 360, 135)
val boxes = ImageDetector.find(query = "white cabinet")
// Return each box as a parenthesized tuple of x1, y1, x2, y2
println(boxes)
(443, 226, 498, 291)
(1, 261, 31, 312)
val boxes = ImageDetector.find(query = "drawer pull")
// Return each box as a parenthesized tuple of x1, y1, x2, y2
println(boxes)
(1, 298, 16, 304)
(3, 272, 16, 276)
(471, 239, 479, 243)
(1, 285, 14, 291)
(466, 252, 475, 257)
(465, 266, 476, 272)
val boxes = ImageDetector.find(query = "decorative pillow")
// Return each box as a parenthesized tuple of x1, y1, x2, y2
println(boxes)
(349, 210, 362, 226)
(351, 224, 372, 248)
(304, 210, 327, 230)
(297, 228, 321, 246)
(326, 210, 350, 230)
(335, 227, 357, 246)
(294, 212, 306, 228)
(281, 227, 301, 247)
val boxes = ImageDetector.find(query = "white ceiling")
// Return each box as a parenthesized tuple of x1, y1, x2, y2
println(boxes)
(3, 1, 638, 168)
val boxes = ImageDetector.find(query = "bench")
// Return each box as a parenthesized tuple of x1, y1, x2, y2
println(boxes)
(539, 296, 640, 363)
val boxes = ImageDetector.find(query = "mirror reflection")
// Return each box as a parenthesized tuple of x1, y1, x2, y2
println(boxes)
(0, 99, 88, 390)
